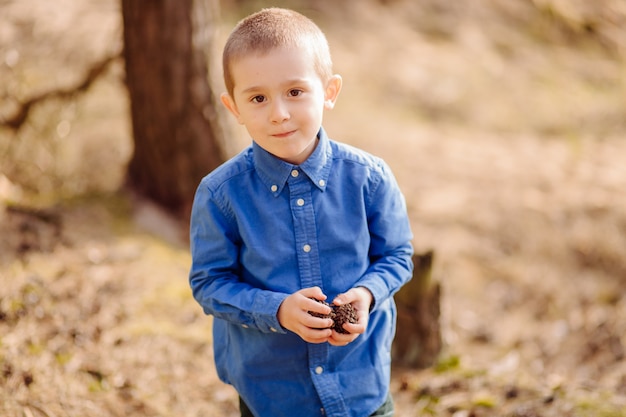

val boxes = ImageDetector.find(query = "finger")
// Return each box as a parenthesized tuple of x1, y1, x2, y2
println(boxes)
(305, 298, 332, 316)
(342, 321, 365, 335)
(333, 288, 359, 306)
(300, 286, 327, 301)
(332, 293, 350, 306)
(302, 313, 333, 330)
(328, 330, 357, 346)
(334, 287, 373, 310)
(301, 327, 332, 343)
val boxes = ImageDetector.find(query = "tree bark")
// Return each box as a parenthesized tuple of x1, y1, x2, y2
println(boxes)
(121, 0, 225, 216)
(393, 250, 443, 368)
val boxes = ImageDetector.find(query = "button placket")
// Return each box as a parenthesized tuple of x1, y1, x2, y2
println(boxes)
(287, 171, 321, 290)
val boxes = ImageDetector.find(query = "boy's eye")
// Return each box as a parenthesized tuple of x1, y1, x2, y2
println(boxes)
(288, 89, 303, 97)
(251, 95, 266, 103)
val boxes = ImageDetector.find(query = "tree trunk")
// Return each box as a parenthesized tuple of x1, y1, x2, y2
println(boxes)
(393, 250, 443, 368)
(121, 0, 225, 216)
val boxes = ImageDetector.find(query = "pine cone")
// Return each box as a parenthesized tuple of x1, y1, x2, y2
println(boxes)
(331, 303, 357, 334)
(308, 299, 358, 334)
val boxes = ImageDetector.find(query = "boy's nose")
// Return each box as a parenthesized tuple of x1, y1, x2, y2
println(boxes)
(270, 99, 290, 123)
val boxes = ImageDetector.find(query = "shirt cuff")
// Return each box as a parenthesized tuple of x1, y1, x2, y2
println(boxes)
(355, 274, 388, 311)
(251, 290, 288, 334)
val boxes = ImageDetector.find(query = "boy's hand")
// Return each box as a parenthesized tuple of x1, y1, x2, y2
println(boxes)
(277, 287, 333, 344)
(328, 287, 373, 346)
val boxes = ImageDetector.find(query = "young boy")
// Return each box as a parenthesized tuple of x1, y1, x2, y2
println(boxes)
(189, 7, 413, 417)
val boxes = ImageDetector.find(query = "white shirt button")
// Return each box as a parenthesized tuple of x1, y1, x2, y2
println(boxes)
(315, 366, 323, 375)
(303, 244, 311, 253)
(296, 198, 305, 206)
(318, 179, 325, 187)
(271, 185, 278, 192)
(242, 324, 249, 328)
(291, 170, 299, 177)
(270, 327, 277, 333)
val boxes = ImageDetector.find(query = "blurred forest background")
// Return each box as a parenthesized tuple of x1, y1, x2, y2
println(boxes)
(1, 0, 626, 416)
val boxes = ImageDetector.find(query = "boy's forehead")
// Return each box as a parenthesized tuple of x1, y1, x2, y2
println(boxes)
(233, 40, 315, 63)
(230, 46, 320, 86)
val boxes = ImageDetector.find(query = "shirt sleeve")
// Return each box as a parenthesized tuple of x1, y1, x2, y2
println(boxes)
(188, 179, 287, 333)
(356, 160, 414, 310)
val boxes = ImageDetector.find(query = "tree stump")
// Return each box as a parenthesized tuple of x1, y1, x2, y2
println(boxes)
(392, 250, 442, 368)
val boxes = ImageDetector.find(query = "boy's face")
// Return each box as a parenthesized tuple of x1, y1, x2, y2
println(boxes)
(221, 46, 341, 165)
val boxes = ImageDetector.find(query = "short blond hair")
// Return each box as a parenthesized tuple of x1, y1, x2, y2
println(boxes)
(222, 8, 333, 98)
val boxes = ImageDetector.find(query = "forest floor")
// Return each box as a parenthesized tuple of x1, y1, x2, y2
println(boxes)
(2, 0, 626, 416)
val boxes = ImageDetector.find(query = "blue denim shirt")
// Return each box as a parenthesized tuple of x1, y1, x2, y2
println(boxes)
(189, 128, 413, 417)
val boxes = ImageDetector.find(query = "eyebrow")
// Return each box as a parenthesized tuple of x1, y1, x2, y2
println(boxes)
(239, 86, 263, 95)
(238, 78, 313, 95)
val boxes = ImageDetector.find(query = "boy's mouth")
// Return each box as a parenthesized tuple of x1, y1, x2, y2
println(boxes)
(272, 129, 296, 138)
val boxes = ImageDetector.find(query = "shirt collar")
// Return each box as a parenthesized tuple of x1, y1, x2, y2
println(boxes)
(253, 127, 332, 197)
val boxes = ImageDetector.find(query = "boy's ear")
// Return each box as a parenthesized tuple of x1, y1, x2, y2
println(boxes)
(220, 92, 244, 124)
(324, 74, 342, 110)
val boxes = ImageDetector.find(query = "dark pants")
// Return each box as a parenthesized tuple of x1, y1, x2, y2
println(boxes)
(240, 393, 394, 417)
